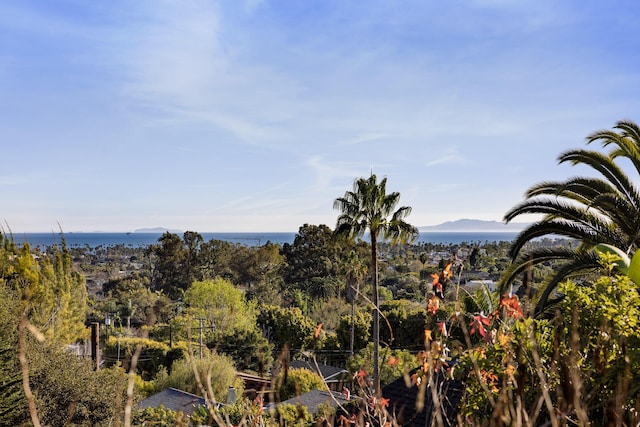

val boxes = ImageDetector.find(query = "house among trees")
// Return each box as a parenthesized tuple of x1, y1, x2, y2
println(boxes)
(136, 388, 207, 417)
(382, 372, 464, 427)
(277, 389, 351, 416)
(289, 358, 349, 391)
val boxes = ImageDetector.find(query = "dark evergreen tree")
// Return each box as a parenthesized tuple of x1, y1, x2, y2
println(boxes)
(147, 232, 189, 298)
(282, 224, 343, 299)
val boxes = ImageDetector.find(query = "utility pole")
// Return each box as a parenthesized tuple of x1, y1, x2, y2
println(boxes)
(91, 322, 100, 370)
(199, 318, 204, 359)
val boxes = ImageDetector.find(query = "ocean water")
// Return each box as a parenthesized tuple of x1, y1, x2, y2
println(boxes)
(9, 231, 519, 248)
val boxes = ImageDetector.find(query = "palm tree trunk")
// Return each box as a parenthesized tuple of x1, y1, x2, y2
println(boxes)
(350, 296, 355, 357)
(371, 232, 380, 396)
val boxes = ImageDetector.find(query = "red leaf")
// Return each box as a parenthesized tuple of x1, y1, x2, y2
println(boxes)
(500, 294, 524, 319)
(431, 273, 440, 285)
(354, 369, 367, 385)
(437, 321, 448, 336)
(427, 295, 440, 315)
(314, 322, 323, 338)
(469, 313, 491, 337)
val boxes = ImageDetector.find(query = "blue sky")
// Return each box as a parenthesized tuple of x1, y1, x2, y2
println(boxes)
(2, 0, 640, 232)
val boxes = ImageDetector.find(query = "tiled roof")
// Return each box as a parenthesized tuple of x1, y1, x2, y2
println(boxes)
(279, 389, 351, 415)
(382, 371, 464, 427)
(289, 360, 348, 381)
(137, 388, 207, 416)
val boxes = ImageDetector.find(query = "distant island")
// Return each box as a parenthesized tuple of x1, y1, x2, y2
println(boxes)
(419, 219, 529, 232)
(133, 227, 182, 234)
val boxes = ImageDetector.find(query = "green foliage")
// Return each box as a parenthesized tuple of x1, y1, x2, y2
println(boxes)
(213, 326, 274, 375)
(147, 232, 191, 299)
(348, 344, 417, 388)
(154, 352, 243, 403)
(149, 231, 269, 296)
(184, 278, 257, 338)
(379, 299, 427, 349)
(0, 347, 23, 427)
(0, 284, 23, 427)
(277, 367, 325, 401)
(597, 244, 640, 287)
(183, 278, 274, 372)
(132, 404, 190, 426)
(217, 399, 246, 426)
(1, 236, 87, 344)
(336, 309, 371, 352)
(270, 402, 312, 426)
(103, 335, 172, 380)
(215, 397, 265, 426)
(456, 317, 555, 421)
(630, 249, 640, 286)
(234, 242, 286, 289)
(99, 273, 173, 328)
(257, 305, 315, 351)
(197, 238, 237, 281)
(282, 224, 349, 299)
(307, 297, 351, 331)
(26, 340, 128, 426)
(454, 251, 640, 424)
(378, 285, 393, 302)
(315, 402, 336, 419)
(562, 275, 640, 337)
(384, 273, 422, 301)
(246, 281, 283, 306)
(557, 273, 640, 422)
(595, 243, 632, 274)
(503, 120, 640, 313)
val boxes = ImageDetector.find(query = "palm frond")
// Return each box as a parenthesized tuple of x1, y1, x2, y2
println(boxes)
(500, 246, 593, 289)
(560, 149, 640, 211)
(533, 258, 601, 315)
(505, 120, 640, 318)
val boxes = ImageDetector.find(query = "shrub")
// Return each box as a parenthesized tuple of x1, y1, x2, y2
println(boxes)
(132, 405, 189, 426)
(154, 352, 244, 403)
(269, 402, 312, 426)
(348, 344, 417, 388)
(276, 367, 324, 401)
(27, 340, 128, 426)
(103, 335, 172, 380)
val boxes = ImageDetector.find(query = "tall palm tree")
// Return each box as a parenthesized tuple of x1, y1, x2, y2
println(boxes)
(334, 174, 418, 394)
(502, 120, 640, 316)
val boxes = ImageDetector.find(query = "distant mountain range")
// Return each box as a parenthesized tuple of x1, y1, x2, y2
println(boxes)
(419, 219, 529, 232)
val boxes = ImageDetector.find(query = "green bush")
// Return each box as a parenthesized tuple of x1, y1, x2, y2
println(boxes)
(347, 344, 417, 388)
(336, 309, 371, 353)
(154, 352, 244, 403)
(132, 404, 189, 426)
(270, 403, 312, 426)
(27, 340, 128, 426)
(103, 335, 171, 380)
(211, 326, 274, 375)
(276, 367, 324, 401)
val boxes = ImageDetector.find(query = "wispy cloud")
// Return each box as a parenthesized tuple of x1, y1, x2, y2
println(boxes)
(109, 1, 305, 149)
(305, 155, 363, 194)
(339, 133, 389, 146)
(426, 147, 465, 167)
